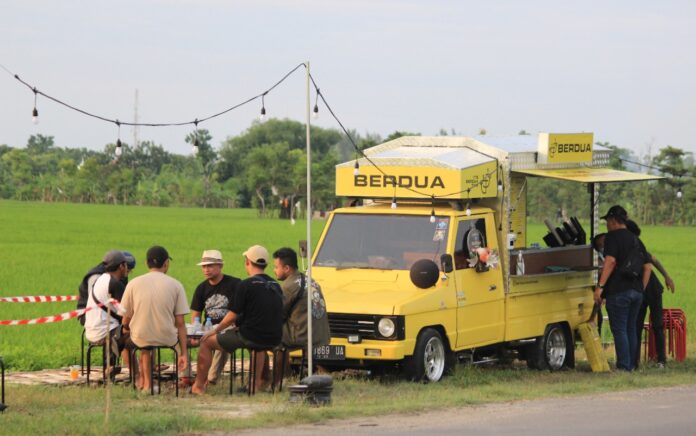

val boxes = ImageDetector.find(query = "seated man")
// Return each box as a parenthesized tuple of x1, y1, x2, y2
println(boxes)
(188, 249, 240, 385)
(84, 250, 131, 376)
(271, 247, 330, 383)
(121, 246, 189, 391)
(192, 245, 283, 395)
(77, 250, 135, 326)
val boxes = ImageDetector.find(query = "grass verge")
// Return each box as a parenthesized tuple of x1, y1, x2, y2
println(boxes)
(2, 359, 695, 435)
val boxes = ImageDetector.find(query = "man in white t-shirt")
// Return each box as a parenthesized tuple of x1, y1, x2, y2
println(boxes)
(84, 250, 130, 374)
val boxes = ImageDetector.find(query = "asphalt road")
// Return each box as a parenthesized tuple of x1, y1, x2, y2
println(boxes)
(242, 385, 696, 436)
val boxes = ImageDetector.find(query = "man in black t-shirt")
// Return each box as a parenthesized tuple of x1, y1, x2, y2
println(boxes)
(190, 250, 240, 385)
(192, 245, 283, 395)
(595, 205, 650, 371)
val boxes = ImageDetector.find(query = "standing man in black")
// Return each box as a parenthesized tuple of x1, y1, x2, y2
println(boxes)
(192, 245, 283, 395)
(190, 250, 240, 385)
(595, 205, 651, 371)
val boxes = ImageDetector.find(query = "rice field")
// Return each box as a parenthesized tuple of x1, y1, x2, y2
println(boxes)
(1, 200, 694, 370)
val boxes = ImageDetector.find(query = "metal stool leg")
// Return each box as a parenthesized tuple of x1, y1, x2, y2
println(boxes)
(81, 330, 86, 376)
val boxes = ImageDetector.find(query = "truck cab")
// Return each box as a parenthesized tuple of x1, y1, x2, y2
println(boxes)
(309, 134, 660, 381)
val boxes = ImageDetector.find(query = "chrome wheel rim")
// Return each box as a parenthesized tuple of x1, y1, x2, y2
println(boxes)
(423, 336, 445, 382)
(545, 327, 567, 370)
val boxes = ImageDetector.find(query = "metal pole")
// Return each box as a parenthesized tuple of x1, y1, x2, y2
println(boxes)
(305, 61, 313, 377)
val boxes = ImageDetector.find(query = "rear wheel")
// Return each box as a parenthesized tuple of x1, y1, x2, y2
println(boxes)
(405, 328, 451, 382)
(526, 324, 571, 371)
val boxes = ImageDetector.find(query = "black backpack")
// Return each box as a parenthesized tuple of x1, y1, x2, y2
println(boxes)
(618, 235, 646, 281)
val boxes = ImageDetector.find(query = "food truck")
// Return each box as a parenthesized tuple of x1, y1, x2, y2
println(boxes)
(309, 133, 660, 382)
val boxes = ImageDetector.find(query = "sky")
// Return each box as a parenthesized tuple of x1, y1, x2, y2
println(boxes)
(1, 0, 695, 157)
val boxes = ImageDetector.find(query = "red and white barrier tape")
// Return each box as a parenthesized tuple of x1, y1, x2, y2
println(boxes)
(0, 299, 120, 326)
(0, 295, 78, 303)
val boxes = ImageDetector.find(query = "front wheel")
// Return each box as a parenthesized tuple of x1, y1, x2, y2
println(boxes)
(405, 328, 451, 382)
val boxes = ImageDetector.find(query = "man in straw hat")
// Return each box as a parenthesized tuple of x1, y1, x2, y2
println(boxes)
(186, 250, 240, 386)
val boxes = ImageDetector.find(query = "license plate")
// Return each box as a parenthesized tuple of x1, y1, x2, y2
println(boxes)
(313, 345, 345, 361)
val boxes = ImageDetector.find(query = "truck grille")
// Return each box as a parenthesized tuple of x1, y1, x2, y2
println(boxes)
(328, 313, 404, 341)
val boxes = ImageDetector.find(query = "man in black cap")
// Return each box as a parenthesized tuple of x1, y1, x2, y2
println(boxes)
(595, 205, 650, 371)
(121, 245, 190, 391)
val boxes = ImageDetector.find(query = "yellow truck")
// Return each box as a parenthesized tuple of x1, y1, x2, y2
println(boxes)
(309, 133, 659, 381)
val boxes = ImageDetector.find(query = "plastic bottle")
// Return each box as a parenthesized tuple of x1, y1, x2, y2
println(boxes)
(193, 316, 202, 334)
(204, 317, 213, 333)
(516, 251, 525, 275)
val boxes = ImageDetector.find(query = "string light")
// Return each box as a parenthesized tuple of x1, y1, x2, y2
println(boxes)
(7, 62, 502, 205)
(429, 195, 436, 223)
(31, 87, 39, 124)
(313, 88, 320, 119)
(465, 201, 472, 216)
(497, 179, 503, 192)
(676, 188, 683, 199)
(391, 196, 397, 209)
(259, 93, 267, 121)
(114, 120, 122, 157)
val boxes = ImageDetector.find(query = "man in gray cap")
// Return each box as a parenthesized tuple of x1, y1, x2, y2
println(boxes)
(84, 250, 130, 375)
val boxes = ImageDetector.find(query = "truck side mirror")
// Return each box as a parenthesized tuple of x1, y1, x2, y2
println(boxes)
(440, 254, 454, 273)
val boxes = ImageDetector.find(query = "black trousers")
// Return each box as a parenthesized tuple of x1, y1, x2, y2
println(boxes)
(635, 289, 665, 365)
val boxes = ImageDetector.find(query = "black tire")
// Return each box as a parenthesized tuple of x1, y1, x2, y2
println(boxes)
(404, 328, 452, 382)
(525, 324, 572, 371)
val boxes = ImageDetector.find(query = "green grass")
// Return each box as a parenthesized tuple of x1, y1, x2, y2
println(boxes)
(2, 359, 696, 435)
(1, 201, 694, 370)
(0, 200, 326, 369)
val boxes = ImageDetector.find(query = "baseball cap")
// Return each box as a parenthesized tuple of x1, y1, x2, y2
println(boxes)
(242, 245, 269, 266)
(600, 205, 628, 222)
(122, 251, 136, 270)
(146, 245, 172, 268)
(103, 250, 127, 269)
(197, 250, 224, 266)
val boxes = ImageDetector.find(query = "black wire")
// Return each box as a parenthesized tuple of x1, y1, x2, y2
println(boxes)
(11, 63, 306, 127)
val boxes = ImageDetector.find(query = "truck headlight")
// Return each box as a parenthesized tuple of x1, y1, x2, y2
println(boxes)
(378, 317, 396, 338)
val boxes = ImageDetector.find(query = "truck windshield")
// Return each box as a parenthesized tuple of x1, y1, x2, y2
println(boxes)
(314, 214, 449, 270)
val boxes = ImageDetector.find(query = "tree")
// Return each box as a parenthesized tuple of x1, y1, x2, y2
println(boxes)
(186, 129, 217, 208)
(26, 134, 55, 155)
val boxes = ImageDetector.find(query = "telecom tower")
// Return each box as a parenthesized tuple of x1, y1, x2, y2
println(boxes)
(132, 89, 139, 148)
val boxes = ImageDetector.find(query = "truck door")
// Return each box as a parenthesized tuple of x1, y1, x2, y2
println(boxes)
(452, 214, 505, 349)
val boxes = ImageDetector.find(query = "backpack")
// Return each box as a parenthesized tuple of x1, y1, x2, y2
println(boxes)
(618, 235, 646, 281)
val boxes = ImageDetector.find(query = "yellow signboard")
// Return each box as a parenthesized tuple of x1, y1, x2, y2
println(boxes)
(538, 133, 594, 164)
(336, 161, 499, 200)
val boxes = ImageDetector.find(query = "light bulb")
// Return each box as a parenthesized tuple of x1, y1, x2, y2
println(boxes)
(465, 202, 472, 216)
(353, 160, 360, 176)
(677, 189, 683, 199)
(391, 198, 397, 209)
(259, 106, 266, 121)
(115, 145, 123, 157)
(497, 180, 503, 192)
(32, 107, 39, 125)
(192, 145, 199, 155)
(430, 209, 436, 223)
(313, 104, 319, 119)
